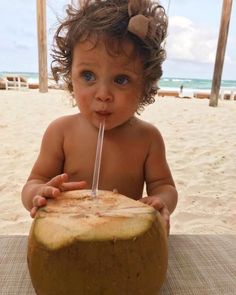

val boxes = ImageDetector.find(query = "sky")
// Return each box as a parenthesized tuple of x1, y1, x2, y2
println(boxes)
(0, 0, 235, 80)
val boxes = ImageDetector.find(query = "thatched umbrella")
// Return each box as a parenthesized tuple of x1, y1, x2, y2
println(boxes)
(209, 0, 233, 107)
(37, 0, 48, 93)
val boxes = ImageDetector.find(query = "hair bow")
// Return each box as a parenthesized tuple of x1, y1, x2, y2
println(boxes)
(127, 14, 150, 41)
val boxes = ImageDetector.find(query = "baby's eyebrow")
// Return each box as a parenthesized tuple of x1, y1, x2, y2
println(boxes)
(75, 62, 95, 67)
(74, 61, 141, 76)
(118, 66, 143, 77)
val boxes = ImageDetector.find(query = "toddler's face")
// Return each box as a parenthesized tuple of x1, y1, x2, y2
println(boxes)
(71, 37, 144, 130)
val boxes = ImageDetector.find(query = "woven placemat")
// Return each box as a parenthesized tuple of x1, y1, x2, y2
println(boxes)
(0, 235, 235, 294)
(0, 235, 33, 294)
(160, 235, 236, 294)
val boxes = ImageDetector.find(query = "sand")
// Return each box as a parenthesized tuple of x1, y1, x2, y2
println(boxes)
(0, 89, 235, 235)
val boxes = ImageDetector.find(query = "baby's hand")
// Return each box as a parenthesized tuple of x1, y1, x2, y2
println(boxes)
(30, 173, 86, 218)
(139, 196, 170, 235)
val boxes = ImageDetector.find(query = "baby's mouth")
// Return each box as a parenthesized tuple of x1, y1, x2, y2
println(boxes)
(95, 110, 112, 117)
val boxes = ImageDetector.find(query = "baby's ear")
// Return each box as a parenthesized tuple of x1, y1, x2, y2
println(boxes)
(152, 80, 159, 90)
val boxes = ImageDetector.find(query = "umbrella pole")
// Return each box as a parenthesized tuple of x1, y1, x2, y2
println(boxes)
(209, 0, 233, 107)
(37, 0, 48, 93)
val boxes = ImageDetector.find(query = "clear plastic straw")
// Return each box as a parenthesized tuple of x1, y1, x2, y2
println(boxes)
(91, 120, 105, 197)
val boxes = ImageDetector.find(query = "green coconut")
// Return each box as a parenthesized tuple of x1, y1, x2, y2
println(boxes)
(27, 190, 168, 295)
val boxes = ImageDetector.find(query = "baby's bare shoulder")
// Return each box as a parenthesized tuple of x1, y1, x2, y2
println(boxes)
(136, 118, 162, 139)
(42, 114, 81, 142)
(48, 114, 80, 129)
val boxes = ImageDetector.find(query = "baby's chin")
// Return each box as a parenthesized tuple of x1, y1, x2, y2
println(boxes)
(104, 118, 136, 131)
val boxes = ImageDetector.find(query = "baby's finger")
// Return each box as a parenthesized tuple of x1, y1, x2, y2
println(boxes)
(160, 207, 170, 235)
(30, 206, 38, 218)
(40, 186, 61, 198)
(140, 197, 165, 211)
(47, 173, 68, 188)
(139, 197, 152, 205)
(153, 199, 165, 211)
(61, 181, 87, 191)
(161, 206, 169, 220)
(32, 195, 47, 207)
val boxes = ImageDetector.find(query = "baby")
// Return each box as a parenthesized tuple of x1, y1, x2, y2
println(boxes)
(22, 0, 178, 234)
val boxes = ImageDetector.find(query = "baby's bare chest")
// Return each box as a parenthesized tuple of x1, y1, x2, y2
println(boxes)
(62, 135, 149, 197)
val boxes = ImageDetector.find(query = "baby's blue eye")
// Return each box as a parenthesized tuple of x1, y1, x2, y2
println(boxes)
(115, 75, 129, 85)
(82, 71, 95, 82)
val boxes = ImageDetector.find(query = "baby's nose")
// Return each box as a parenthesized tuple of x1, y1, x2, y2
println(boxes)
(95, 83, 114, 102)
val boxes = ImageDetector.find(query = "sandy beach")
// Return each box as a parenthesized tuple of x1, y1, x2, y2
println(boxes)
(0, 89, 235, 235)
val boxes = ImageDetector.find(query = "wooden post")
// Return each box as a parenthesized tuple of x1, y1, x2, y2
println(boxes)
(37, 0, 48, 93)
(209, 0, 233, 107)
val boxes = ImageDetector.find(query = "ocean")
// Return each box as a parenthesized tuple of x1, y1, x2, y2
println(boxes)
(1, 71, 236, 93)
(158, 77, 236, 92)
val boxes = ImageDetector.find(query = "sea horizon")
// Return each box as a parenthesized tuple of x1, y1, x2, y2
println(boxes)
(1, 71, 236, 94)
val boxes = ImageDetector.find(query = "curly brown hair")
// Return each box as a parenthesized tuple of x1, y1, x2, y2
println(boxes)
(51, 0, 168, 111)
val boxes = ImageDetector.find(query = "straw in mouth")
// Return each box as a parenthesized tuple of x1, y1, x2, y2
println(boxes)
(91, 120, 105, 197)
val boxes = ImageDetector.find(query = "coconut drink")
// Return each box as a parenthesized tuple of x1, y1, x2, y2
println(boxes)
(27, 189, 168, 295)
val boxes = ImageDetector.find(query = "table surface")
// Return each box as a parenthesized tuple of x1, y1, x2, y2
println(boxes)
(0, 234, 235, 295)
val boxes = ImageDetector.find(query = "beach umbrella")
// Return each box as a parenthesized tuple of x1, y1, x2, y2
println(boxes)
(37, 0, 48, 93)
(209, 0, 233, 107)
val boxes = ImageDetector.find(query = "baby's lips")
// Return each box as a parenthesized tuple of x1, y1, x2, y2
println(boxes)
(96, 110, 112, 116)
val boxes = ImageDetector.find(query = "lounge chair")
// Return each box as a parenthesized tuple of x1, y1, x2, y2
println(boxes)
(193, 92, 210, 99)
(0, 78, 6, 89)
(158, 90, 179, 97)
(4, 75, 28, 90)
(220, 89, 236, 100)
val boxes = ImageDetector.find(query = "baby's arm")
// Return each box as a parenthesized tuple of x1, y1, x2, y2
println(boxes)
(21, 117, 86, 217)
(140, 127, 178, 234)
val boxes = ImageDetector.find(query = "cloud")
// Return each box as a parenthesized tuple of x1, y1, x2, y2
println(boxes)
(166, 16, 219, 64)
(162, 15, 236, 79)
